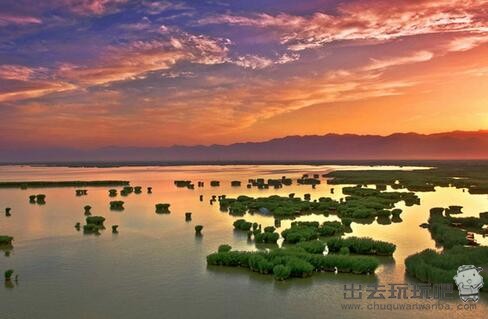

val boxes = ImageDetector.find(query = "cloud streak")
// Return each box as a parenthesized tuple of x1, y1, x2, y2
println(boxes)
(0, 14, 42, 26)
(200, 0, 488, 51)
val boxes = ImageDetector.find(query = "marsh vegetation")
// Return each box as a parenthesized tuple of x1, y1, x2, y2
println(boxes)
(155, 203, 170, 214)
(406, 246, 488, 284)
(110, 201, 124, 211)
(207, 246, 380, 280)
(219, 186, 418, 221)
(325, 163, 488, 194)
(0, 236, 13, 246)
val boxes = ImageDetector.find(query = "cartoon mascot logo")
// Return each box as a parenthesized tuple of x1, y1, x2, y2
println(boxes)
(453, 265, 484, 302)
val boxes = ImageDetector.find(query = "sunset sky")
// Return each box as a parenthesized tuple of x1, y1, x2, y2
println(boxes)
(1, 0, 488, 149)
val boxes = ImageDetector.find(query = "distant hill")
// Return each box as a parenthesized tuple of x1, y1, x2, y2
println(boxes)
(1, 130, 488, 163)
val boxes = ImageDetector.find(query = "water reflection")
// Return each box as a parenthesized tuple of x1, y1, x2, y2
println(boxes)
(0, 164, 487, 319)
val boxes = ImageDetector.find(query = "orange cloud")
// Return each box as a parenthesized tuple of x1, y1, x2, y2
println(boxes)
(448, 34, 488, 51)
(0, 65, 48, 81)
(363, 51, 434, 71)
(0, 81, 76, 103)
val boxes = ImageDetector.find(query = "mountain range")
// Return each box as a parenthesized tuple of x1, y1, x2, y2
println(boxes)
(1, 130, 487, 163)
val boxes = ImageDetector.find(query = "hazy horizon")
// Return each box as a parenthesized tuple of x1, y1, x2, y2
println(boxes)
(2, 129, 488, 162)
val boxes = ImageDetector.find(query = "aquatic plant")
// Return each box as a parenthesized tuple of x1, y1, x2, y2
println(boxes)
(281, 177, 292, 186)
(229, 202, 247, 216)
(185, 212, 192, 221)
(195, 225, 203, 234)
(264, 226, 275, 233)
(36, 194, 46, 204)
(84, 205, 92, 215)
(429, 207, 444, 215)
(273, 264, 291, 281)
(391, 209, 402, 217)
(112, 225, 119, 233)
(325, 165, 488, 195)
(109, 189, 117, 197)
(405, 246, 488, 284)
(231, 181, 241, 187)
(274, 218, 281, 228)
(281, 222, 319, 243)
(445, 205, 463, 215)
(120, 186, 134, 196)
(147, 187, 152, 194)
(0, 236, 13, 246)
(210, 181, 220, 187)
(218, 244, 232, 253)
(86, 216, 105, 226)
(318, 221, 344, 236)
(327, 237, 396, 256)
(233, 219, 252, 231)
(449, 216, 485, 229)
(297, 178, 321, 186)
(426, 211, 469, 248)
(75, 189, 88, 196)
(110, 201, 124, 211)
(254, 231, 279, 244)
(207, 247, 379, 279)
(155, 203, 170, 213)
(5, 208, 11, 217)
(83, 224, 101, 234)
(296, 240, 326, 254)
(219, 188, 416, 220)
(4, 269, 14, 281)
(376, 209, 391, 217)
(134, 186, 142, 194)
(29, 195, 37, 203)
(341, 218, 352, 227)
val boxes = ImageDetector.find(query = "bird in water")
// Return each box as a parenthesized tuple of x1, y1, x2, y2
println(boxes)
(334, 267, 338, 275)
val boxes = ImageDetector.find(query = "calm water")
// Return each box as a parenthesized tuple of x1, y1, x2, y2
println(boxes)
(1, 165, 487, 319)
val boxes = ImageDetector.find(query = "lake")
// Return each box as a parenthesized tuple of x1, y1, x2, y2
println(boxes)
(1, 164, 487, 319)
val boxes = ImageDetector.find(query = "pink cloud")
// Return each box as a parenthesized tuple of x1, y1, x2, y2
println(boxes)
(0, 14, 42, 26)
(0, 65, 48, 81)
(229, 53, 300, 69)
(1, 30, 232, 102)
(61, 0, 129, 15)
(232, 55, 273, 69)
(200, 0, 488, 51)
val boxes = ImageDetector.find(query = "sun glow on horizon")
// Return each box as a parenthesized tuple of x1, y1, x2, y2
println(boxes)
(0, 0, 487, 148)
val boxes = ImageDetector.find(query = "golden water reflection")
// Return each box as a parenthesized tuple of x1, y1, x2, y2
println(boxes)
(0, 164, 487, 319)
